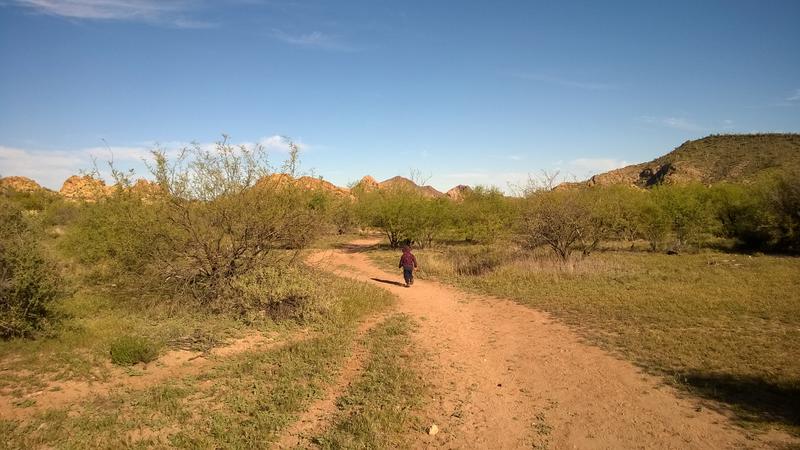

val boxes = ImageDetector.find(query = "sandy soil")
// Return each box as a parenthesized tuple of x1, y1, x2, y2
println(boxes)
(0, 331, 305, 420)
(306, 239, 796, 450)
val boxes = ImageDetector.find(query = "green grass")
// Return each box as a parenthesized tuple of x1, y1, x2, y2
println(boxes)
(109, 335, 159, 366)
(314, 314, 427, 449)
(0, 287, 249, 395)
(0, 271, 396, 448)
(368, 244, 800, 433)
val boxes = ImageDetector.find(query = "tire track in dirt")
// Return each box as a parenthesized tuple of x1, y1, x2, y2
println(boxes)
(0, 330, 311, 420)
(307, 240, 797, 449)
(275, 313, 392, 449)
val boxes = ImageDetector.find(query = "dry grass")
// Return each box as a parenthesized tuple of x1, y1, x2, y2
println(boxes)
(368, 244, 800, 433)
(0, 272, 398, 448)
(313, 314, 427, 449)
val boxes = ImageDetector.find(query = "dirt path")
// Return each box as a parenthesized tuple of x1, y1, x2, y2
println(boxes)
(276, 313, 390, 449)
(0, 331, 308, 420)
(308, 240, 794, 449)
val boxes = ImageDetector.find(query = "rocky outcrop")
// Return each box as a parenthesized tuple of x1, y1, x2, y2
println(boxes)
(128, 178, 162, 199)
(353, 175, 380, 192)
(59, 175, 111, 201)
(255, 173, 352, 197)
(377, 176, 445, 198)
(296, 176, 351, 196)
(0, 176, 44, 193)
(446, 185, 472, 201)
(557, 134, 800, 189)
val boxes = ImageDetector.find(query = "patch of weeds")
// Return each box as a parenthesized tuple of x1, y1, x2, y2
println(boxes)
(2, 274, 396, 448)
(314, 314, 427, 449)
(109, 335, 158, 366)
(12, 398, 36, 408)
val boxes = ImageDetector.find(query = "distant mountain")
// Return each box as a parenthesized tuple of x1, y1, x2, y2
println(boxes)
(446, 185, 473, 201)
(0, 176, 47, 193)
(355, 175, 446, 198)
(558, 134, 800, 189)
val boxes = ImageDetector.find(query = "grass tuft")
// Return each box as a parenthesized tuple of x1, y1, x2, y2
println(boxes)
(109, 335, 159, 366)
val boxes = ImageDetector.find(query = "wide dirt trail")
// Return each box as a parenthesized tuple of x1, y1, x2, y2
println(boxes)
(309, 240, 791, 449)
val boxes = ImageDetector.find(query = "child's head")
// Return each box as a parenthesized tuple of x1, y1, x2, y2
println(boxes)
(402, 244, 411, 252)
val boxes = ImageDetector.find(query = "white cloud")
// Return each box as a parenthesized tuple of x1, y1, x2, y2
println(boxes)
(257, 135, 309, 153)
(0, 136, 308, 190)
(272, 29, 357, 51)
(787, 89, 800, 102)
(0, 145, 88, 189)
(568, 158, 628, 175)
(641, 115, 705, 132)
(435, 171, 532, 194)
(11, 0, 215, 28)
(510, 72, 616, 91)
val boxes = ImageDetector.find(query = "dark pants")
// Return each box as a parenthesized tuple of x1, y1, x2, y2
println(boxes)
(402, 267, 414, 285)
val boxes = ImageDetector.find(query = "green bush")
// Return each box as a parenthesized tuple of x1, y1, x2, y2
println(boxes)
(63, 137, 328, 304)
(0, 198, 61, 338)
(222, 264, 332, 322)
(517, 188, 606, 260)
(456, 186, 516, 244)
(109, 335, 159, 365)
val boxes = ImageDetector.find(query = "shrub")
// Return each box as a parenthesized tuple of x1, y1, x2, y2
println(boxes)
(770, 170, 800, 253)
(650, 184, 717, 249)
(64, 136, 327, 304)
(456, 186, 516, 244)
(221, 264, 331, 322)
(0, 198, 61, 338)
(146, 138, 326, 300)
(517, 188, 606, 261)
(109, 335, 159, 365)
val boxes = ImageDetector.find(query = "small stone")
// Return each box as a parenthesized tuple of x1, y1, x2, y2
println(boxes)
(428, 424, 439, 436)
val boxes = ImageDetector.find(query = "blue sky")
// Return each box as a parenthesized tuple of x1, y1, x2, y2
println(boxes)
(1, 0, 799, 191)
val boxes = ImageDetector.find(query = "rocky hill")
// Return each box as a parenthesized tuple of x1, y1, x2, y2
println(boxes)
(354, 175, 446, 198)
(561, 133, 800, 189)
(446, 185, 473, 201)
(0, 176, 47, 193)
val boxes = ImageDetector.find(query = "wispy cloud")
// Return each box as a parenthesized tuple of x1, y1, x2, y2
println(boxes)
(272, 29, 357, 51)
(0, 135, 307, 190)
(787, 89, 800, 102)
(510, 72, 616, 91)
(436, 171, 532, 194)
(641, 115, 705, 132)
(11, 0, 216, 28)
(568, 158, 628, 174)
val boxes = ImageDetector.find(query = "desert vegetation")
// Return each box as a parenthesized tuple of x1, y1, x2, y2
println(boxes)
(360, 166, 800, 433)
(1, 133, 799, 444)
(0, 138, 423, 447)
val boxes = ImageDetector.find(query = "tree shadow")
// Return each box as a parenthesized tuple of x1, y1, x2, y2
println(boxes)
(678, 371, 800, 428)
(334, 242, 377, 253)
(370, 277, 407, 287)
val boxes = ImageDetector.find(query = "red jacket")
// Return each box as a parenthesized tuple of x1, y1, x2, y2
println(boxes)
(399, 250, 417, 269)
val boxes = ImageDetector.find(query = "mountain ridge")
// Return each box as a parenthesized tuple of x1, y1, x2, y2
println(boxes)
(558, 133, 800, 189)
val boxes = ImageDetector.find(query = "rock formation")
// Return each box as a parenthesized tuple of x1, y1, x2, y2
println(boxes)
(0, 176, 44, 193)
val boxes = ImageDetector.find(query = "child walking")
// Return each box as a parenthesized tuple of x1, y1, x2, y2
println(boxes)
(399, 244, 418, 287)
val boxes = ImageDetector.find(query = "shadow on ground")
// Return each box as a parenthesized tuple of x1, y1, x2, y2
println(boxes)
(334, 242, 378, 254)
(679, 372, 800, 430)
(370, 278, 407, 287)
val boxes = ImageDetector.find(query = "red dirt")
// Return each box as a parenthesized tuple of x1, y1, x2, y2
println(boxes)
(0, 331, 303, 420)
(306, 239, 798, 449)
